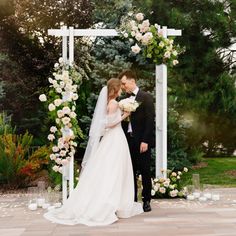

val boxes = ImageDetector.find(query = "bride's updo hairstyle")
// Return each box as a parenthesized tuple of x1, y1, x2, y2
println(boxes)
(107, 78, 121, 102)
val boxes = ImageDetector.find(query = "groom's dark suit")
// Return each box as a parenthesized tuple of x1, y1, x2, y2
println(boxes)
(122, 89, 155, 202)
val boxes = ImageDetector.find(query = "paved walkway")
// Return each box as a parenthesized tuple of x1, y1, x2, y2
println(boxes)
(1, 188, 236, 236)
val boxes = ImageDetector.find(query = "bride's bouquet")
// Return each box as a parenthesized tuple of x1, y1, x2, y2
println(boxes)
(119, 98, 140, 114)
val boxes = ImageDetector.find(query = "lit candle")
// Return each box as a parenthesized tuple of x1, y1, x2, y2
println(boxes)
(199, 196, 207, 201)
(28, 203, 37, 211)
(212, 194, 220, 201)
(193, 192, 201, 198)
(37, 198, 45, 207)
(203, 193, 212, 199)
(187, 195, 195, 200)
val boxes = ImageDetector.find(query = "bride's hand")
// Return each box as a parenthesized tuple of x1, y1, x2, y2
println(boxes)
(123, 111, 131, 117)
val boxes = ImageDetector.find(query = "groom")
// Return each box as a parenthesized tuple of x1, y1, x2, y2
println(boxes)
(118, 69, 155, 212)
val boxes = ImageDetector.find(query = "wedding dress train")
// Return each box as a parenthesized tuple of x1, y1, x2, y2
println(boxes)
(44, 107, 143, 226)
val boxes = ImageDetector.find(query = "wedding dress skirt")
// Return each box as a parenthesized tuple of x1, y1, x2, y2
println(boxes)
(44, 112, 143, 226)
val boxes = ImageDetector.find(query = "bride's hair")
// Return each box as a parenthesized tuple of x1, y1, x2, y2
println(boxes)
(107, 78, 121, 102)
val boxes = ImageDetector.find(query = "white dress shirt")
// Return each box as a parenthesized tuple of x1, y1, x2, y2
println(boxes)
(128, 87, 139, 133)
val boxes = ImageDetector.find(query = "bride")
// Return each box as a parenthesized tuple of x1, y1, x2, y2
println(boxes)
(44, 78, 143, 226)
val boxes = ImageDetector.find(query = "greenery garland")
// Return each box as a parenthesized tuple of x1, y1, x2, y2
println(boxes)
(39, 58, 83, 174)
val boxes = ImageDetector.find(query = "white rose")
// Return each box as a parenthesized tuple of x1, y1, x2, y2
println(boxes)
(62, 117, 71, 125)
(69, 111, 77, 118)
(52, 81, 59, 89)
(60, 150, 67, 157)
(135, 32, 142, 41)
(154, 23, 159, 29)
(59, 81, 65, 88)
(54, 63, 59, 68)
(151, 189, 156, 196)
(59, 57, 64, 64)
(141, 32, 153, 45)
(50, 126, 57, 133)
(50, 154, 56, 160)
(58, 141, 64, 149)
(177, 176, 180, 179)
(48, 103, 56, 111)
(184, 167, 188, 172)
(52, 146, 59, 152)
(56, 118, 60, 124)
(163, 181, 169, 187)
(159, 187, 166, 194)
(62, 106, 71, 114)
(164, 51, 171, 58)
(39, 94, 47, 102)
(173, 60, 179, 66)
(139, 20, 150, 33)
(159, 41, 165, 48)
(57, 110, 64, 118)
(54, 99, 62, 107)
(154, 185, 159, 191)
(48, 134, 55, 141)
(171, 172, 177, 177)
(52, 165, 59, 172)
(72, 106, 76, 111)
(72, 94, 78, 100)
(131, 43, 141, 54)
(65, 84, 73, 92)
(123, 32, 128, 38)
(170, 190, 178, 197)
(56, 87, 62, 93)
(62, 91, 73, 102)
(48, 77, 54, 83)
(61, 159, 69, 166)
(55, 74, 61, 80)
(135, 13, 144, 21)
(71, 85, 77, 92)
(131, 31, 136, 37)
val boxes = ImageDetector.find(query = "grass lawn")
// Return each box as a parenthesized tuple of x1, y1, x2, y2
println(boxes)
(181, 157, 236, 187)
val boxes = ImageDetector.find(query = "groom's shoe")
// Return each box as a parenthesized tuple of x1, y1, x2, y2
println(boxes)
(143, 201, 151, 212)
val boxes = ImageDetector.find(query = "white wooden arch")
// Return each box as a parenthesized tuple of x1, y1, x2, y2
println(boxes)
(48, 26, 182, 203)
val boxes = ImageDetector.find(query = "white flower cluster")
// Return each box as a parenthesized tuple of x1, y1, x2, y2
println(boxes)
(120, 12, 180, 66)
(150, 167, 188, 198)
(118, 98, 140, 112)
(39, 57, 79, 174)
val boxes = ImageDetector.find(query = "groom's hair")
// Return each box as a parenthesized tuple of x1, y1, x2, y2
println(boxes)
(118, 69, 137, 81)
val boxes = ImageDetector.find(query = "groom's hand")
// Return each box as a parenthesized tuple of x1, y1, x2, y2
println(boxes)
(140, 142, 148, 153)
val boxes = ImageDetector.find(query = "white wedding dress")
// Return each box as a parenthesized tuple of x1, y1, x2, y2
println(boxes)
(44, 102, 143, 226)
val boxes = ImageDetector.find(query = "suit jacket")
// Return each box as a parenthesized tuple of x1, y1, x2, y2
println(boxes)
(122, 90, 155, 148)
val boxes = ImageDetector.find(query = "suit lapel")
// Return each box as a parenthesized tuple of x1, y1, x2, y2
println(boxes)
(135, 90, 143, 103)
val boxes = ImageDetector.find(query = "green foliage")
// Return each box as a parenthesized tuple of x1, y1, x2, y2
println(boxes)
(181, 158, 236, 187)
(0, 112, 49, 188)
(0, 131, 49, 188)
(0, 112, 15, 135)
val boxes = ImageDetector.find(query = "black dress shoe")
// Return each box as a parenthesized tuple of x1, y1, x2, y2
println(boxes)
(143, 201, 152, 212)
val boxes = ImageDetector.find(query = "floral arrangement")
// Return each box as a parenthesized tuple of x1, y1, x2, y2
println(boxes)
(118, 98, 140, 112)
(119, 12, 182, 66)
(150, 167, 189, 198)
(39, 58, 83, 174)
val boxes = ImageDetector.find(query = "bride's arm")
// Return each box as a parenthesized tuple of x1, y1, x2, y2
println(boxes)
(106, 100, 130, 128)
